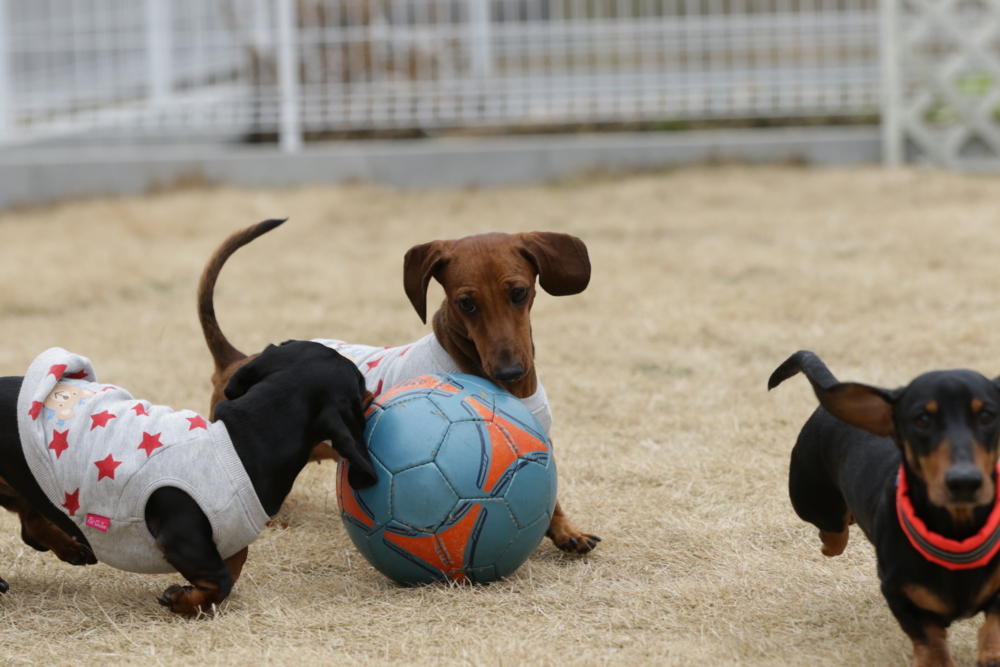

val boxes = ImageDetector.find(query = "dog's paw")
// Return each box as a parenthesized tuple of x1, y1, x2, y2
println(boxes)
(0, 577, 8, 594)
(157, 585, 214, 615)
(546, 527, 601, 555)
(52, 538, 96, 566)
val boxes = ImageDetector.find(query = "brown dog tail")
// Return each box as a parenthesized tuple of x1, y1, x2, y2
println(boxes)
(198, 218, 287, 371)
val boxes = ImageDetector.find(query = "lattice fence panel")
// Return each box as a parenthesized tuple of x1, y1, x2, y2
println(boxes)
(886, 0, 1000, 168)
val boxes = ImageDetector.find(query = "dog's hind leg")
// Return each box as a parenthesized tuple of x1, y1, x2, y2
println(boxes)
(146, 487, 239, 615)
(788, 425, 853, 558)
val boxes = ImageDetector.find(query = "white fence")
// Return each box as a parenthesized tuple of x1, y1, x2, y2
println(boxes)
(881, 0, 1000, 169)
(0, 0, 882, 152)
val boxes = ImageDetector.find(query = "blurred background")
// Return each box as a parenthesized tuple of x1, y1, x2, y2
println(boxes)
(0, 0, 995, 207)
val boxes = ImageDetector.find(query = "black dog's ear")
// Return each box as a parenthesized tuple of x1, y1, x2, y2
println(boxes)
(517, 232, 591, 296)
(769, 350, 899, 437)
(224, 346, 278, 401)
(319, 400, 377, 488)
(403, 241, 450, 324)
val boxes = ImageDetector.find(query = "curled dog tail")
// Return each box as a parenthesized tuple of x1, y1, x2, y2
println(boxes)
(198, 219, 287, 372)
(768, 350, 898, 438)
(767, 350, 841, 392)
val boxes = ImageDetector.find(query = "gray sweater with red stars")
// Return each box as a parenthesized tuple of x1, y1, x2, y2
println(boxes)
(16, 348, 269, 574)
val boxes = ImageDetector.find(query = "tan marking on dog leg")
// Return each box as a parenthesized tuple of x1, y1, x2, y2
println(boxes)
(820, 528, 849, 556)
(911, 625, 955, 667)
(224, 547, 249, 587)
(547, 498, 601, 555)
(978, 612, 1000, 666)
(819, 510, 853, 556)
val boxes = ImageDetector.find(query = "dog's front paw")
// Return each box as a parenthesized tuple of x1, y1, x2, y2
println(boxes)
(546, 519, 601, 555)
(0, 577, 8, 594)
(52, 538, 96, 566)
(157, 585, 215, 615)
(979, 613, 1000, 667)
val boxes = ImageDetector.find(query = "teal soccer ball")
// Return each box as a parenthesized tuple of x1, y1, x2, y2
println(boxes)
(336, 373, 557, 585)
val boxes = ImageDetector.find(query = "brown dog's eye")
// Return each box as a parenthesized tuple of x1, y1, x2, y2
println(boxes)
(980, 410, 997, 426)
(511, 288, 528, 304)
(457, 298, 477, 314)
(914, 413, 933, 430)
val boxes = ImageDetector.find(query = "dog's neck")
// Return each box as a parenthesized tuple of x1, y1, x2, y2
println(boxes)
(214, 394, 319, 517)
(902, 465, 996, 541)
(432, 304, 538, 399)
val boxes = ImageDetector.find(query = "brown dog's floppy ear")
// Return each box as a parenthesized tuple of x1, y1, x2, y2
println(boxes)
(517, 232, 591, 296)
(403, 241, 450, 324)
(769, 350, 899, 438)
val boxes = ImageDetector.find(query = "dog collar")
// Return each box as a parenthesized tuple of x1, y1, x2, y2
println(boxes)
(896, 463, 1000, 570)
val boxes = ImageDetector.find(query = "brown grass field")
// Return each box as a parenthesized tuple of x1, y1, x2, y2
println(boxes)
(2, 165, 1000, 665)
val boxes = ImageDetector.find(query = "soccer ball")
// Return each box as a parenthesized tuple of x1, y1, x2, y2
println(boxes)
(336, 373, 557, 585)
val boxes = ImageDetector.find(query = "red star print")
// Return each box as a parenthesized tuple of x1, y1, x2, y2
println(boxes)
(62, 489, 80, 516)
(65, 369, 89, 380)
(373, 378, 384, 398)
(366, 356, 385, 371)
(186, 415, 207, 430)
(137, 432, 163, 457)
(49, 430, 70, 458)
(94, 454, 122, 481)
(131, 403, 148, 417)
(48, 364, 67, 378)
(100, 386, 116, 392)
(29, 401, 43, 420)
(398, 346, 412, 357)
(90, 411, 116, 430)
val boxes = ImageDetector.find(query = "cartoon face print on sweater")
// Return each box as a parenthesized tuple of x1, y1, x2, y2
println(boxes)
(43, 384, 95, 425)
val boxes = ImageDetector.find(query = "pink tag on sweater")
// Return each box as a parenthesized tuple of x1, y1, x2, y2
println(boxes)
(85, 514, 110, 532)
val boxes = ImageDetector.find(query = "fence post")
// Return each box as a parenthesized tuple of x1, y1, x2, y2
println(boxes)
(0, 0, 10, 145)
(469, 0, 492, 78)
(146, 0, 172, 103)
(880, 0, 902, 167)
(277, 0, 302, 154)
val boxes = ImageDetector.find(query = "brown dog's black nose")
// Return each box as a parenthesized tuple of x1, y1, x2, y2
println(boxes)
(945, 465, 983, 500)
(494, 364, 524, 383)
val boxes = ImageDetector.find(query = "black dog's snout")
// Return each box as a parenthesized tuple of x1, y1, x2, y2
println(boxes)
(945, 465, 984, 500)
(493, 364, 524, 383)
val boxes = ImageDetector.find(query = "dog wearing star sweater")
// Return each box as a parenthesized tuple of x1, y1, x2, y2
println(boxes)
(0, 340, 376, 614)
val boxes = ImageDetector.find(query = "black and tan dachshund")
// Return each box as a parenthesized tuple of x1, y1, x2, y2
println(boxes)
(770, 351, 1000, 667)
(0, 340, 376, 614)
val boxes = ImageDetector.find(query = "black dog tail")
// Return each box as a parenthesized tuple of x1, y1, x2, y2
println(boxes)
(198, 219, 287, 372)
(768, 350, 841, 392)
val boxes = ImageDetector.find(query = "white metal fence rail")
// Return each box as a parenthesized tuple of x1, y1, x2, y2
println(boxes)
(0, 0, 881, 152)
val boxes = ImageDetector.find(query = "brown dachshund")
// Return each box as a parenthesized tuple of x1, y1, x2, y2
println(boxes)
(199, 220, 601, 554)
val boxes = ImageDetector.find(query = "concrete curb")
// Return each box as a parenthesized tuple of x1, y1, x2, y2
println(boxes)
(0, 126, 881, 210)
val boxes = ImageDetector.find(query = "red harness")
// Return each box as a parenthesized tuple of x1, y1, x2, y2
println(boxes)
(896, 463, 1000, 570)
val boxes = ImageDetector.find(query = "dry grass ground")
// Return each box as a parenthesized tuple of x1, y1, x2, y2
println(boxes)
(2, 166, 1000, 665)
